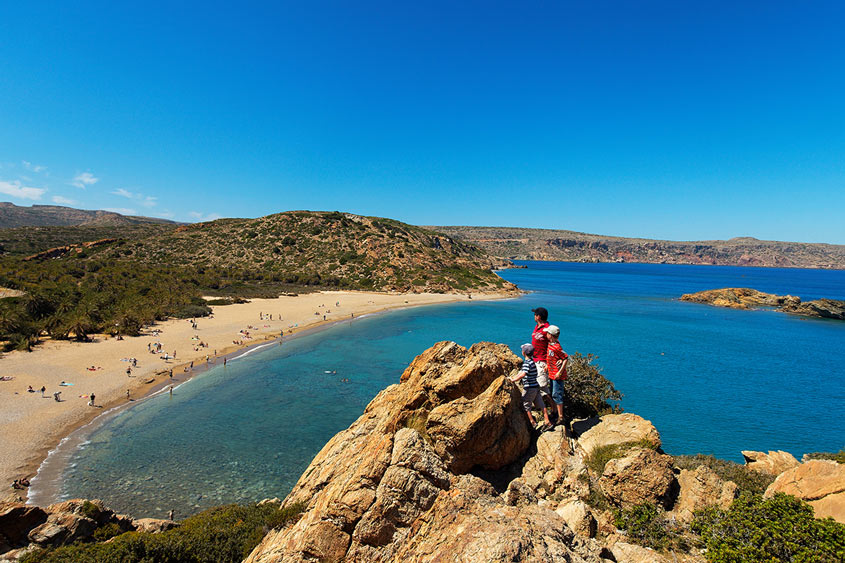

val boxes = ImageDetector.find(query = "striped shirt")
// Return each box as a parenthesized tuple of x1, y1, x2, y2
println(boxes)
(520, 357, 539, 388)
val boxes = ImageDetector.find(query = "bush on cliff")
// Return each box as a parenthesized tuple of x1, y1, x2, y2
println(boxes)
(19, 502, 305, 563)
(804, 450, 845, 464)
(563, 352, 622, 418)
(674, 454, 775, 495)
(691, 493, 845, 563)
(613, 503, 690, 552)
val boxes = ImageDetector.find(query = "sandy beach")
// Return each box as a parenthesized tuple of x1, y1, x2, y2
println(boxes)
(0, 290, 507, 501)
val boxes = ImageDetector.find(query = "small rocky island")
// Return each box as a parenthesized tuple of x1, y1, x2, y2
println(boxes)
(680, 288, 845, 320)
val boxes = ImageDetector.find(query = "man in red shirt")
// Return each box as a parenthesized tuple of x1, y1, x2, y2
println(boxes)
(531, 307, 550, 397)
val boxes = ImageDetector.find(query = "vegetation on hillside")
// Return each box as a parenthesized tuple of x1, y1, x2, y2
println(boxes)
(20, 502, 305, 563)
(0, 211, 512, 352)
(692, 493, 845, 562)
(563, 352, 622, 418)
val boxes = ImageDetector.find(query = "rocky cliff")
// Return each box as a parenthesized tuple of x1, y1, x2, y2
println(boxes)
(433, 226, 845, 270)
(245, 342, 714, 563)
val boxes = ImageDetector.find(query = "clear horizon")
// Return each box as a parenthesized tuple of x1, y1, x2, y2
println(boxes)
(2, 2, 844, 244)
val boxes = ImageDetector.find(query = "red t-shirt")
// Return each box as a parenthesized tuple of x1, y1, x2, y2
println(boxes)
(531, 322, 549, 362)
(547, 341, 568, 380)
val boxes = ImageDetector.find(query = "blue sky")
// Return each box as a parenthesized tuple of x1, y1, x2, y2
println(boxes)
(1, 2, 843, 243)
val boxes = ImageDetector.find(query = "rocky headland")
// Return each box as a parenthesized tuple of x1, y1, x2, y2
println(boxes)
(680, 288, 845, 320)
(433, 226, 845, 270)
(5, 342, 844, 562)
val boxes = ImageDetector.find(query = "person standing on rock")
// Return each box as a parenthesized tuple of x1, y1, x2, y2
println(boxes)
(510, 344, 553, 431)
(531, 307, 551, 398)
(544, 325, 568, 426)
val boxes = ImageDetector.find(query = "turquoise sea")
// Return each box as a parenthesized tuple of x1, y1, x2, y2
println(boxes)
(54, 262, 845, 518)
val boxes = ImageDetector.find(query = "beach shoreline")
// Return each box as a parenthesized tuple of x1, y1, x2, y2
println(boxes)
(0, 290, 514, 503)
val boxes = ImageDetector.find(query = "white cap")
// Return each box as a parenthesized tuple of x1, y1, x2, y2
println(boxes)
(543, 325, 560, 337)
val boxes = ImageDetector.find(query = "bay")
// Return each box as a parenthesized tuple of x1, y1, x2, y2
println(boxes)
(59, 261, 845, 517)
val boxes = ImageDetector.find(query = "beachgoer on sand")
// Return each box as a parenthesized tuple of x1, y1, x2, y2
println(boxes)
(530, 307, 551, 398)
(53, 391, 61, 402)
(509, 344, 552, 431)
(89, 393, 96, 407)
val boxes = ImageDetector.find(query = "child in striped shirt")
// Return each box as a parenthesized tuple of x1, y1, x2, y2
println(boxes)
(510, 343, 553, 430)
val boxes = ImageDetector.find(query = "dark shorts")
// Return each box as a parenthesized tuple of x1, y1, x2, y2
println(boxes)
(521, 387, 545, 411)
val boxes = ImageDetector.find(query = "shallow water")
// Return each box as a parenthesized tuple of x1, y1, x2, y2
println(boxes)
(59, 262, 845, 517)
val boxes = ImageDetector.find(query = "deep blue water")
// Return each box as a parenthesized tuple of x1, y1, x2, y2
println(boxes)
(59, 262, 845, 517)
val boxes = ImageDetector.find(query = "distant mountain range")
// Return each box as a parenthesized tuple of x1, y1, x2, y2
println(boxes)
(0, 202, 175, 228)
(432, 226, 845, 270)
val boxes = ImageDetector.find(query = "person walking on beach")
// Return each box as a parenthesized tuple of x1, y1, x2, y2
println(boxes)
(510, 344, 552, 430)
(88, 393, 95, 407)
(40, 386, 46, 397)
(531, 307, 551, 397)
(544, 325, 568, 426)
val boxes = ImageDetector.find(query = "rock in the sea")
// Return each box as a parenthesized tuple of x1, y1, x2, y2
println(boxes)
(672, 465, 737, 523)
(244, 341, 601, 563)
(575, 413, 661, 457)
(680, 288, 798, 309)
(781, 298, 845, 320)
(741, 450, 800, 476)
(600, 448, 676, 508)
(765, 460, 845, 523)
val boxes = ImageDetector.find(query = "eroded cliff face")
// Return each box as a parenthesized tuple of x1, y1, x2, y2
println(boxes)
(244, 341, 607, 563)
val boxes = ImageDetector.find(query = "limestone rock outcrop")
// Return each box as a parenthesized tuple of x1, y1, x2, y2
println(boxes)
(781, 298, 845, 320)
(600, 448, 676, 508)
(765, 460, 845, 523)
(680, 288, 797, 309)
(575, 413, 661, 456)
(0, 498, 174, 558)
(672, 465, 737, 523)
(741, 449, 800, 476)
(245, 342, 627, 562)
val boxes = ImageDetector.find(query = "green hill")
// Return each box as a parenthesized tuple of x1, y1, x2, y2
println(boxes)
(98, 211, 510, 293)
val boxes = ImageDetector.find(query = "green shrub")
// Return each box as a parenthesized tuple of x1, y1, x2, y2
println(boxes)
(20, 502, 305, 563)
(614, 503, 688, 551)
(804, 451, 845, 464)
(563, 353, 622, 418)
(92, 522, 124, 542)
(674, 454, 775, 496)
(585, 439, 658, 475)
(692, 493, 845, 562)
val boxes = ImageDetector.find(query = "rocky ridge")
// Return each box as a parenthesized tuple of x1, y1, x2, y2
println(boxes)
(433, 226, 845, 269)
(680, 288, 845, 320)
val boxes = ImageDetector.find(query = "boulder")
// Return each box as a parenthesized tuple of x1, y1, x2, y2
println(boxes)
(575, 414, 661, 457)
(608, 541, 705, 563)
(600, 448, 675, 508)
(741, 450, 800, 476)
(672, 465, 737, 523)
(426, 376, 530, 473)
(132, 518, 179, 533)
(555, 498, 596, 537)
(765, 460, 845, 523)
(245, 342, 537, 563)
(388, 475, 604, 563)
(28, 512, 96, 546)
(0, 503, 47, 551)
(520, 424, 574, 495)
